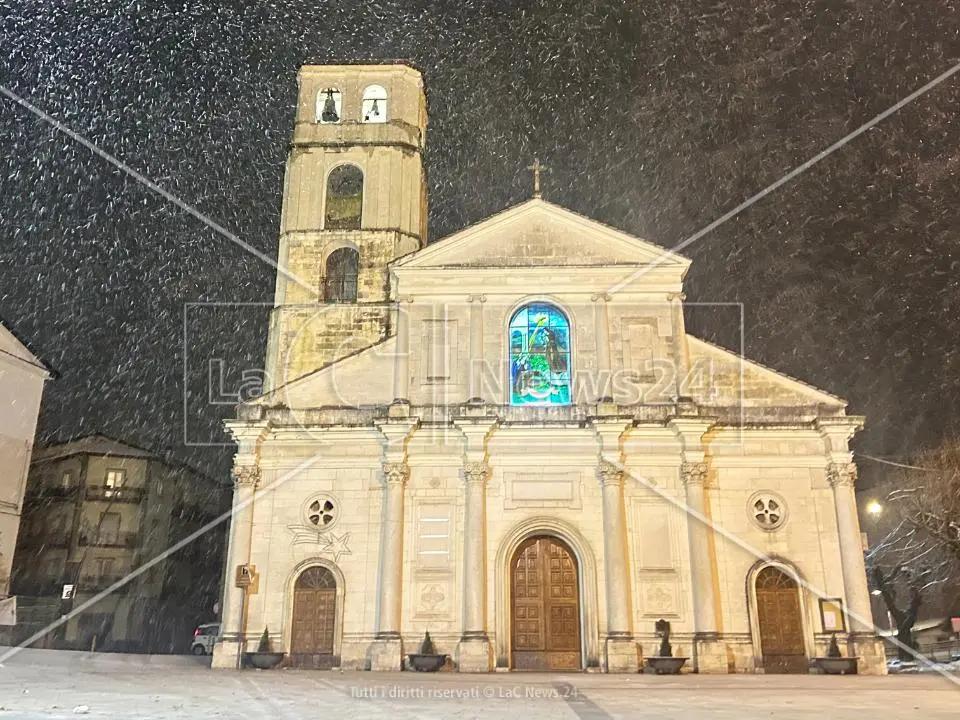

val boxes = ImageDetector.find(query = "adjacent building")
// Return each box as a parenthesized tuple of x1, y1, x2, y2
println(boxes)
(212, 63, 886, 674)
(10, 436, 230, 653)
(0, 320, 52, 622)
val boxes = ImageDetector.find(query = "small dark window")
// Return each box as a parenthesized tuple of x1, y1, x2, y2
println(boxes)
(324, 247, 359, 302)
(325, 165, 363, 229)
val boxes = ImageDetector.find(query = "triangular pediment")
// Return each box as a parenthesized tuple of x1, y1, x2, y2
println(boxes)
(397, 199, 690, 270)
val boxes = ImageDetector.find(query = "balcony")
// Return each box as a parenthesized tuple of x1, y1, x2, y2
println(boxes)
(12, 577, 65, 597)
(18, 531, 71, 549)
(77, 531, 139, 549)
(85, 486, 145, 503)
(25, 485, 79, 503)
(77, 573, 130, 592)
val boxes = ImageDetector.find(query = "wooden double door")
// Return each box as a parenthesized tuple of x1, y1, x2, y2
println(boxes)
(511, 536, 582, 671)
(755, 566, 807, 673)
(290, 566, 338, 669)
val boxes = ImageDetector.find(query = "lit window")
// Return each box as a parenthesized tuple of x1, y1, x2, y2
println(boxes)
(509, 303, 572, 406)
(361, 85, 387, 123)
(317, 88, 342, 124)
(105, 470, 125, 498)
(61, 472, 73, 489)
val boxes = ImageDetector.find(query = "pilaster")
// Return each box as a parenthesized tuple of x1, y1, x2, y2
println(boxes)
(668, 417, 725, 673)
(592, 420, 638, 672)
(454, 420, 497, 672)
(212, 421, 270, 670)
(369, 420, 417, 671)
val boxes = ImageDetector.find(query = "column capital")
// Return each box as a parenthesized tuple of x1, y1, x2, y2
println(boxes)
(590, 292, 612, 303)
(598, 460, 625, 487)
(463, 461, 489, 486)
(231, 465, 261, 489)
(382, 462, 410, 486)
(467, 294, 487, 303)
(826, 462, 858, 488)
(681, 461, 708, 487)
(666, 292, 687, 303)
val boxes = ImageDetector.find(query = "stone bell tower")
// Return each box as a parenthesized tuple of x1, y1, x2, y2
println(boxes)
(264, 63, 428, 391)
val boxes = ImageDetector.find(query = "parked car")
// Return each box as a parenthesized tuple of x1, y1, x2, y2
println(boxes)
(190, 623, 220, 655)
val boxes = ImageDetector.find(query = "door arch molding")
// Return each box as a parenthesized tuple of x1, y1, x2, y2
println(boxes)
(745, 558, 814, 672)
(495, 517, 600, 669)
(283, 558, 345, 665)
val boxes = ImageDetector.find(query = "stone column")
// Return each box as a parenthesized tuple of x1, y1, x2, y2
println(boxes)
(455, 420, 496, 672)
(591, 293, 614, 404)
(391, 298, 412, 414)
(378, 462, 408, 638)
(211, 422, 268, 669)
(667, 292, 690, 400)
(827, 462, 873, 633)
(668, 417, 727, 673)
(680, 461, 717, 636)
(819, 418, 886, 674)
(593, 420, 637, 672)
(370, 420, 417, 671)
(467, 295, 486, 403)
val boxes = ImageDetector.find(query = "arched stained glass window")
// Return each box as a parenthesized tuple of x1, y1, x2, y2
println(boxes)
(509, 303, 572, 406)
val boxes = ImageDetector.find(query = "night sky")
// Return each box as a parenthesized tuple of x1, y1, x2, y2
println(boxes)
(1, 1, 958, 485)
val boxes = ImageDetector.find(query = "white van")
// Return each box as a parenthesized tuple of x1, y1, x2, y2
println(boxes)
(190, 623, 220, 655)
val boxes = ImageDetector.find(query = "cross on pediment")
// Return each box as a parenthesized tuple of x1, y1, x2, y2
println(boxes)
(526, 158, 549, 198)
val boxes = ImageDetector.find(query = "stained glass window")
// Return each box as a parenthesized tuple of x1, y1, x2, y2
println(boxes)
(509, 303, 572, 405)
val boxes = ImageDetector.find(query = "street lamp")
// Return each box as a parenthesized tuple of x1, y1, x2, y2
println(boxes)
(866, 500, 883, 516)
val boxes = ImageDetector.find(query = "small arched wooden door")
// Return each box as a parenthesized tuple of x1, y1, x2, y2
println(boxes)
(511, 536, 581, 671)
(755, 566, 807, 673)
(290, 566, 338, 669)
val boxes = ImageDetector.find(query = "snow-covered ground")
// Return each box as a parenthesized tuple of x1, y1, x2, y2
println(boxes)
(1, 648, 959, 719)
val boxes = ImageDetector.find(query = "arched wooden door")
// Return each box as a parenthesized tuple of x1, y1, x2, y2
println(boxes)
(290, 566, 338, 669)
(511, 536, 582, 671)
(755, 567, 807, 673)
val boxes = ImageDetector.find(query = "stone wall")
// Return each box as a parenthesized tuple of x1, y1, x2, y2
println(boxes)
(227, 422, 882, 673)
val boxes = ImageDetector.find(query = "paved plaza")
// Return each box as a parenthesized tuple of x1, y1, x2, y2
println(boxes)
(0, 649, 958, 719)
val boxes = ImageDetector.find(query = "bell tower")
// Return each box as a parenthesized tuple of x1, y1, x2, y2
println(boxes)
(264, 63, 428, 391)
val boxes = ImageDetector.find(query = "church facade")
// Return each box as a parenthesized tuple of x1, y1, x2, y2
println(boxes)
(211, 64, 886, 674)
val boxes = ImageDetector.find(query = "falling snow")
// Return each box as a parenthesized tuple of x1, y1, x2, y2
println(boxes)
(1, 0, 959, 491)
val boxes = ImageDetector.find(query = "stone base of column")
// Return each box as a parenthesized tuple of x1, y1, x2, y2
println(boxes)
(369, 636, 404, 671)
(605, 636, 639, 673)
(456, 634, 492, 673)
(211, 640, 243, 669)
(850, 633, 888, 675)
(694, 634, 730, 674)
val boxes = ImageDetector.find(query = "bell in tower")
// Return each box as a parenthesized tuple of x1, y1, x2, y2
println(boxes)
(319, 88, 341, 123)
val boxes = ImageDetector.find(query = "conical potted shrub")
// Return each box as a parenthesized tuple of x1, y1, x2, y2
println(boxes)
(643, 619, 688, 674)
(813, 633, 858, 675)
(246, 627, 285, 669)
(407, 631, 447, 672)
